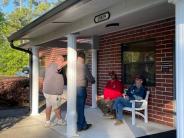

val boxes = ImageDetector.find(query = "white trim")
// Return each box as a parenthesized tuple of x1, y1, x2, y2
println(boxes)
(91, 49, 97, 108)
(66, 34, 78, 137)
(175, 0, 184, 138)
(168, 0, 177, 4)
(31, 47, 39, 115)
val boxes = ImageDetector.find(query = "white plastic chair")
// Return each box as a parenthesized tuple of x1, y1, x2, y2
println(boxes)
(123, 90, 150, 125)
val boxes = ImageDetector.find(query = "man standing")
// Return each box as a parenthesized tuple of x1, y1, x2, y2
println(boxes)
(42, 55, 67, 127)
(76, 51, 95, 131)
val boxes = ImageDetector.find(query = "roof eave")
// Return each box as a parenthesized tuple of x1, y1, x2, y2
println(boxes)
(8, 0, 81, 42)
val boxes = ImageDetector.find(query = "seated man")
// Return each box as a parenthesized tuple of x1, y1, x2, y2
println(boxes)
(113, 74, 146, 125)
(98, 71, 123, 117)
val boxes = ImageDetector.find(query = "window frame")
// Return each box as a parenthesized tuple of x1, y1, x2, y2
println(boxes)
(121, 39, 156, 86)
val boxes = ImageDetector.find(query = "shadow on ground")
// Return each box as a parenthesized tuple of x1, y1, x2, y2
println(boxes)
(138, 129, 176, 138)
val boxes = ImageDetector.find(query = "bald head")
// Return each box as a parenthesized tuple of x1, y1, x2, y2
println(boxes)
(55, 55, 65, 65)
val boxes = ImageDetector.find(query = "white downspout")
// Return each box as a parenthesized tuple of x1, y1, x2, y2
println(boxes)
(31, 47, 39, 115)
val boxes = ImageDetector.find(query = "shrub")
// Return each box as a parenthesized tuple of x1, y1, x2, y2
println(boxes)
(0, 77, 30, 106)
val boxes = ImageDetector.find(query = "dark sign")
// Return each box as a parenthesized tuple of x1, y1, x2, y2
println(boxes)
(94, 11, 110, 23)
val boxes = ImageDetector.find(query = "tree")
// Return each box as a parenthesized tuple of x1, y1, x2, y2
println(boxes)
(0, 0, 66, 75)
(0, 9, 29, 75)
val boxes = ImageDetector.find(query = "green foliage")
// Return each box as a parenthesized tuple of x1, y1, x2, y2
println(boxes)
(0, 0, 62, 75)
(33, 2, 53, 18)
(0, 8, 31, 75)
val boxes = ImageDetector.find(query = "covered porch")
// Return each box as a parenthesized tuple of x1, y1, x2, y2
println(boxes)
(0, 107, 174, 138)
(7, 0, 184, 137)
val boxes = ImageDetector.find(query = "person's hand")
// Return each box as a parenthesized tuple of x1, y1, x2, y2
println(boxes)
(61, 94, 66, 100)
(62, 61, 67, 67)
(123, 94, 129, 99)
(57, 61, 67, 70)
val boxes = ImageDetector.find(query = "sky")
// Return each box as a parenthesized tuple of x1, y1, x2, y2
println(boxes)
(1, 0, 59, 13)
(1, 0, 14, 13)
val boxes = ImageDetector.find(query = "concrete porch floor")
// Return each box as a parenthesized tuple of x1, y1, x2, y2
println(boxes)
(0, 107, 175, 138)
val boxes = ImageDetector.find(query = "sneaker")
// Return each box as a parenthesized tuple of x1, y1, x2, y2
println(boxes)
(104, 114, 115, 119)
(44, 121, 55, 127)
(56, 119, 66, 126)
(114, 120, 123, 125)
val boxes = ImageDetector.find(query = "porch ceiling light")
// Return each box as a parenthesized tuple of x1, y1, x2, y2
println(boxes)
(105, 23, 119, 28)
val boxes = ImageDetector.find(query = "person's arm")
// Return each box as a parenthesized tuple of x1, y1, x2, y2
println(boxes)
(57, 61, 67, 74)
(57, 61, 67, 70)
(133, 87, 146, 100)
(126, 86, 133, 98)
(85, 65, 95, 84)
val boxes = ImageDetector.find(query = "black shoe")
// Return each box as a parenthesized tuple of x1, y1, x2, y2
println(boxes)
(83, 124, 92, 130)
(77, 128, 83, 132)
(77, 124, 92, 132)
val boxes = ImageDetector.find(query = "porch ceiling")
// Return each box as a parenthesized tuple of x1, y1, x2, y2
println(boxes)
(9, 0, 175, 47)
(79, 2, 175, 37)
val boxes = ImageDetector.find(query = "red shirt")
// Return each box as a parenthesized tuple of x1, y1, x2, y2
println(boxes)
(104, 80, 123, 100)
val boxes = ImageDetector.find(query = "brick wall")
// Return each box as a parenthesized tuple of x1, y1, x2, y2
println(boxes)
(86, 50, 93, 105)
(39, 47, 67, 68)
(98, 18, 175, 126)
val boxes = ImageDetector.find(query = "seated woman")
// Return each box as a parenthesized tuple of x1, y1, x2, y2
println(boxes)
(98, 71, 123, 117)
(104, 71, 123, 100)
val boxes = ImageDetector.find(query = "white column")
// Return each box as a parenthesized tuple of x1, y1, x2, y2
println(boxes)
(67, 34, 78, 137)
(92, 49, 97, 108)
(175, 1, 184, 138)
(91, 36, 98, 108)
(169, 0, 184, 138)
(31, 47, 39, 115)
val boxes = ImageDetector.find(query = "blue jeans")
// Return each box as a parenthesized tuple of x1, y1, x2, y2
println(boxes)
(77, 87, 87, 130)
(113, 97, 132, 120)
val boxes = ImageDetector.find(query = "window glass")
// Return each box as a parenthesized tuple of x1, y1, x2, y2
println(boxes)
(122, 40, 155, 86)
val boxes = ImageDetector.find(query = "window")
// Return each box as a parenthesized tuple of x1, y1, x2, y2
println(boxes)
(122, 40, 155, 86)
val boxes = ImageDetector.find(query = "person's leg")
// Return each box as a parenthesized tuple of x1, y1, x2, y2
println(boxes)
(114, 98, 132, 125)
(102, 99, 109, 115)
(54, 107, 66, 125)
(54, 107, 61, 120)
(51, 95, 66, 125)
(115, 98, 124, 121)
(44, 93, 52, 122)
(46, 106, 52, 121)
(77, 87, 87, 130)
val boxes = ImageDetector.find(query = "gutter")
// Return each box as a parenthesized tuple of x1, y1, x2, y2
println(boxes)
(10, 41, 32, 54)
(9, 41, 33, 114)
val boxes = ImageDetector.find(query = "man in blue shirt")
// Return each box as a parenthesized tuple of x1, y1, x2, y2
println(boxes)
(113, 75, 146, 125)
